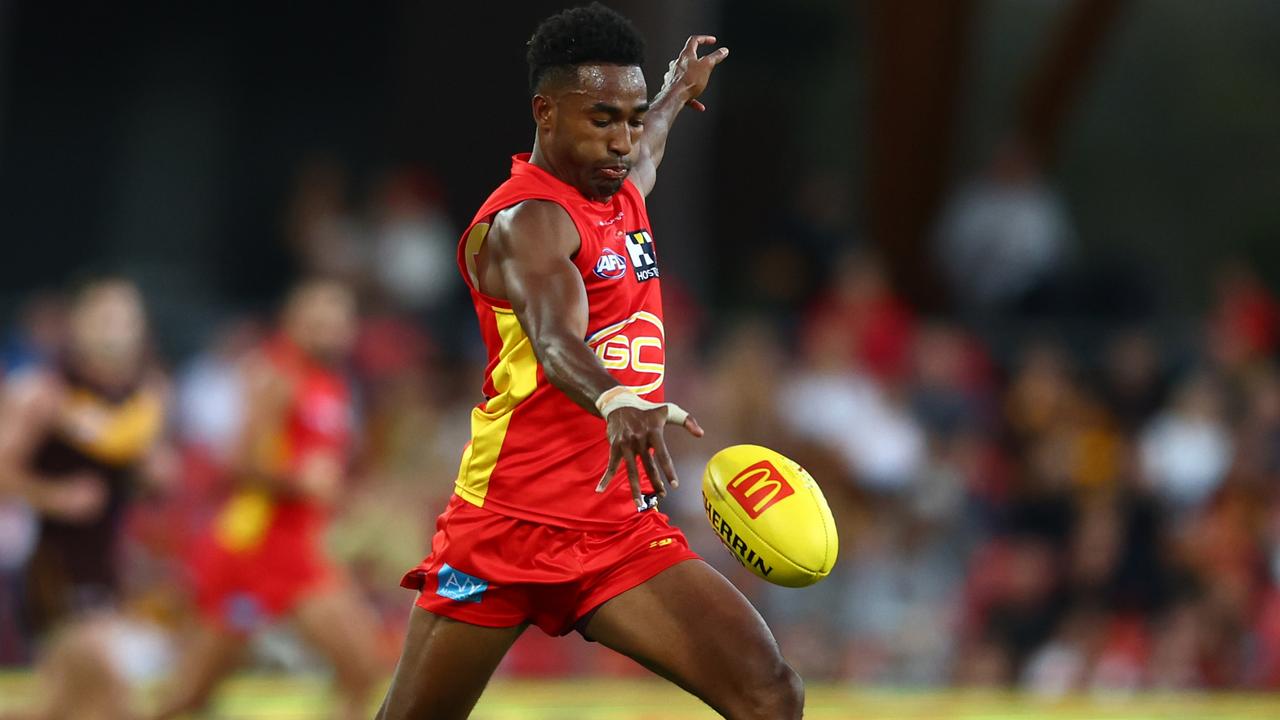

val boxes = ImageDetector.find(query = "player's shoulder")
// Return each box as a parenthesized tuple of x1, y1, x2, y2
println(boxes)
(621, 178, 648, 206)
(489, 199, 581, 258)
(241, 349, 299, 404)
(2, 365, 66, 419)
(139, 368, 172, 405)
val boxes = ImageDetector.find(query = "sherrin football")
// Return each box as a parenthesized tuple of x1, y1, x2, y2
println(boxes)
(702, 444, 838, 588)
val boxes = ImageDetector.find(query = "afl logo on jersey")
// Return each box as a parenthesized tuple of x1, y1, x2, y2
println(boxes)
(594, 248, 628, 280)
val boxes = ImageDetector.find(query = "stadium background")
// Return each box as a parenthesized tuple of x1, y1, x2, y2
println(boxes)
(4, 0, 1280, 717)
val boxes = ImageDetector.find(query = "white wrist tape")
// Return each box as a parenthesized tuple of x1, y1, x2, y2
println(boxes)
(595, 386, 689, 426)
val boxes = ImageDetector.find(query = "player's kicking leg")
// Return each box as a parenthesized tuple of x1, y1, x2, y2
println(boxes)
(148, 623, 247, 720)
(584, 559, 804, 720)
(376, 561, 800, 720)
(375, 610, 525, 720)
(22, 616, 136, 720)
(291, 587, 384, 720)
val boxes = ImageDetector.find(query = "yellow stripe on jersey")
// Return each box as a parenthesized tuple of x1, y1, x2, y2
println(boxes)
(212, 489, 275, 552)
(60, 387, 164, 466)
(454, 306, 540, 507)
(463, 222, 491, 287)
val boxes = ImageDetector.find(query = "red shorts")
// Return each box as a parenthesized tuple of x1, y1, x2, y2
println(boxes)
(401, 495, 700, 636)
(191, 499, 337, 633)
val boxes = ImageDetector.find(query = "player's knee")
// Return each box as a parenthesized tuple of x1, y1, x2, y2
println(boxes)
(45, 625, 117, 689)
(779, 664, 806, 718)
(736, 661, 804, 720)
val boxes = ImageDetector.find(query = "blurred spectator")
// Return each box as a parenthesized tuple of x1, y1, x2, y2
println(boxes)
(1139, 373, 1233, 512)
(286, 156, 365, 285)
(803, 251, 916, 385)
(1004, 339, 1077, 445)
(779, 314, 925, 493)
(936, 139, 1073, 309)
(1206, 261, 1280, 373)
(175, 319, 262, 463)
(1099, 330, 1167, 433)
(366, 168, 457, 316)
(1, 292, 67, 375)
(910, 322, 993, 439)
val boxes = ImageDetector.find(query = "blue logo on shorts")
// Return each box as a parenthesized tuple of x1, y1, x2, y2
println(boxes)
(223, 593, 265, 632)
(436, 563, 488, 603)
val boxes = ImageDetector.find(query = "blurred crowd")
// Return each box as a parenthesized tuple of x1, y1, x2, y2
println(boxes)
(3, 157, 1280, 700)
(709, 255, 1280, 693)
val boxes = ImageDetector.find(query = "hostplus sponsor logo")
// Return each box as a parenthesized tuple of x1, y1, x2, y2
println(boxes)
(624, 230, 659, 282)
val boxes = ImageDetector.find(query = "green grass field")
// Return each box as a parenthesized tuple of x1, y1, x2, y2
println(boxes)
(2, 674, 1279, 718)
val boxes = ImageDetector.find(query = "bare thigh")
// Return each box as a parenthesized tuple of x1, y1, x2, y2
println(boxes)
(375, 605, 525, 720)
(149, 621, 247, 720)
(292, 586, 383, 689)
(36, 615, 134, 720)
(584, 560, 803, 720)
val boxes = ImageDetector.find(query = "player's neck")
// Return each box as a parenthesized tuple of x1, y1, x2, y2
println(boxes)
(527, 142, 564, 184)
(529, 141, 604, 202)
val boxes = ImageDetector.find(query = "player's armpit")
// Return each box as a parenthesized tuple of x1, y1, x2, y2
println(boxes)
(486, 201, 621, 413)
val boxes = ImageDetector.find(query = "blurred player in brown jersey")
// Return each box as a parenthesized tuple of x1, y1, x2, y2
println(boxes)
(0, 278, 170, 720)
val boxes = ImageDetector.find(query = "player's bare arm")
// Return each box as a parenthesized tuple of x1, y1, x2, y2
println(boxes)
(235, 357, 338, 502)
(480, 200, 702, 508)
(628, 35, 729, 197)
(236, 356, 292, 485)
(135, 374, 178, 495)
(0, 371, 107, 521)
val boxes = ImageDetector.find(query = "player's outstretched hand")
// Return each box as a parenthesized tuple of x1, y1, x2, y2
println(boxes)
(597, 404, 704, 511)
(663, 35, 729, 112)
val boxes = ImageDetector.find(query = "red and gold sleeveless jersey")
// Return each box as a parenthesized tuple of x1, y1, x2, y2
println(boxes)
(212, 337, 353, 552)
(455, 154, 666, 529)
(264, 338, 352, 476)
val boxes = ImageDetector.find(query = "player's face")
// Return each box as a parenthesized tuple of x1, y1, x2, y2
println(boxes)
(69, 283, 147, 382)
(543, 65, 648, 200)
(286, 283, 356, 365)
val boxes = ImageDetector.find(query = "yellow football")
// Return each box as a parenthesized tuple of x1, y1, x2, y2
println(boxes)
(701, 444, 838, 588)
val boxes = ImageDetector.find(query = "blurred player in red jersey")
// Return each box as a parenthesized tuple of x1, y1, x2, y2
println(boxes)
(151, 280, 381, 720)
(378, 5, 803, 719)
(0, 278, 170, 720)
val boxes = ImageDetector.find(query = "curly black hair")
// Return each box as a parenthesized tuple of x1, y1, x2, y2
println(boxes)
(526, 2, 645, 94)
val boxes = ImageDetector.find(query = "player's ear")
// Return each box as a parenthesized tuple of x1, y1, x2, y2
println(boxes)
(531, 94, 555, 132)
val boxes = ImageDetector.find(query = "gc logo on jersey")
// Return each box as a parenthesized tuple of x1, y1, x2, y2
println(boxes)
(594, 248, 628, 280)
(625, 230, 659, 282)
(586, 310, 666, 395)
